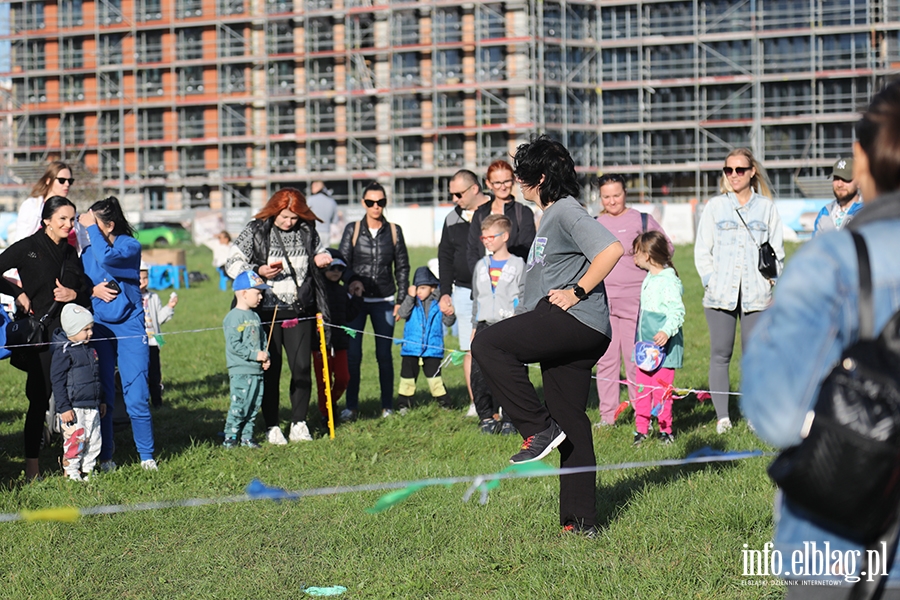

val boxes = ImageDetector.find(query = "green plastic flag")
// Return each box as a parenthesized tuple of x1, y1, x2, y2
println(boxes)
(449, 350, 467, 365)
(341, 326, 357, 338)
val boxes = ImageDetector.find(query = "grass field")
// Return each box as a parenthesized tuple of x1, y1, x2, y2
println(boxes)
(0, 243, 793, 599)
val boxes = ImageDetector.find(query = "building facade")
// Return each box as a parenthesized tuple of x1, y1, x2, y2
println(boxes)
(1, 0, 899, 214)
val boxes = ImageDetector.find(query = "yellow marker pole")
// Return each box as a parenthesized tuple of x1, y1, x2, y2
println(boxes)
(316, 313, 335, 439)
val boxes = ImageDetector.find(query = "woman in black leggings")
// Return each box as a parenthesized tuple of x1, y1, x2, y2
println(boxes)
(472, 136, 623, 535)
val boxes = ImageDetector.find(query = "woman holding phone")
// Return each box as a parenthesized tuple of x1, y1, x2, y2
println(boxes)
(226, 188, 333, 445)
(80, 197, 158, 471)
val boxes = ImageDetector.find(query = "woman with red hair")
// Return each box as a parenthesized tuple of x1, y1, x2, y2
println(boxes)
(466, 159, 536, 273)
(226, 188, 333, 445)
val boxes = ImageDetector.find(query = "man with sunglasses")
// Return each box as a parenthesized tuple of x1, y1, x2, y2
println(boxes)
(339, 182, 410, 420)
(812, 157, 863, 237)
(438, 170, 489, 408)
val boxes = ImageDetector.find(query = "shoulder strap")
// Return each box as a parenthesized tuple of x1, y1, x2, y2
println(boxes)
(641, 212, 648, 232)
(515, 202, 523, 227)
(272, 226, 305, 296)
(851, 231, 874, 340)
(734, 208, 762, 251)
(353, 220, 396, 246)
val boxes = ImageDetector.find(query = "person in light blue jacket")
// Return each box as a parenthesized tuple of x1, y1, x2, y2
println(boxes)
(79, 197, 157, 472)
(742, 81, 900, 597)
(694, 148, 784, 434)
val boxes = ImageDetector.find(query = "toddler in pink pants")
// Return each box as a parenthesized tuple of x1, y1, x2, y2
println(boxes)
(631, 231, 684, 446)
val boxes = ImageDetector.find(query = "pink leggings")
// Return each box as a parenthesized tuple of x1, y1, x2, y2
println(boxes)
(634, 367, 675, 435)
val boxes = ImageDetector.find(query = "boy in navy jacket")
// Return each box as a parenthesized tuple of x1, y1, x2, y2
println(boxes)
(50, 304, 106, 481)
(395, 267, 455, 412)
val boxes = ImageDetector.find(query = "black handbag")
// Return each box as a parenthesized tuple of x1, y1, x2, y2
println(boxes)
(5, 257, 66, 354)
(735, 208, 779, 279)
(767, 232, 900, 544)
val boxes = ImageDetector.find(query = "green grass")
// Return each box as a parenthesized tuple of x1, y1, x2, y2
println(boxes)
(0, 244, 799, 599)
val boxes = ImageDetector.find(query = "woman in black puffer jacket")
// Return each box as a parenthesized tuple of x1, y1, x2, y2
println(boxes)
(338, 182, 410, 420)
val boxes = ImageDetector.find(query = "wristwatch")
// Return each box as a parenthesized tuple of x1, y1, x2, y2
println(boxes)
(572, 284, 588, 301)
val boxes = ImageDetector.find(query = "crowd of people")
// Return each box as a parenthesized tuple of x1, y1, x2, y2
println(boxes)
(2, 89, 882, 566)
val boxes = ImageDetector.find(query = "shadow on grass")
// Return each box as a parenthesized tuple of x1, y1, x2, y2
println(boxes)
(595, 434, 734, 531)
(163, 372, 230, 401)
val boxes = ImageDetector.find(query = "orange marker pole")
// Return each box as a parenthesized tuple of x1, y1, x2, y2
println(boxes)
(316, 313, 335, 439)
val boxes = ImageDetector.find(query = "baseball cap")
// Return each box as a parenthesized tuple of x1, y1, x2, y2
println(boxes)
(832, 158, 854, 181)
(233, 271, 270, 291)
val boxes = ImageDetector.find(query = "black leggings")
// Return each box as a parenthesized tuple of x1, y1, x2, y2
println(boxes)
(260, 309, 314, 427)
(472, 298, 610, 528)
(23, 349, 53, 459)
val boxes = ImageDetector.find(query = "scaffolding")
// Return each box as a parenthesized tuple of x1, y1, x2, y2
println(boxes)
(1, 0, 900, 215)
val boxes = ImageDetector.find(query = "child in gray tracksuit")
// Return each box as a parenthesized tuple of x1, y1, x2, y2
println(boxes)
(222, 271, 271, 448)
(50, 304, 106, 481)
(470, 215, 525, 434)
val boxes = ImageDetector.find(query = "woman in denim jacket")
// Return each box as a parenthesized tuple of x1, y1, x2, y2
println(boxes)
(694, 148, 784, 433)
(742, 82, 900, 596)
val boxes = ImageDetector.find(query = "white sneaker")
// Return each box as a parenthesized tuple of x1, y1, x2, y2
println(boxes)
(65, 471, 83, 481)
(339, 408, 357, 422)
(465, 403, 478, 418)
(98, 460, 117, 473)
(267, 426, 288, 445)
(381, 409, 394, 418)
(716, 417, 733, 434)
(289, 422, 312, 442)
(140, 459, 158, 471)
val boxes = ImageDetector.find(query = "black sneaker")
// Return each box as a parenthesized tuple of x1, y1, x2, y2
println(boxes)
(658, 432, 676, 445)
(223, 438, 238, 449)
(479, 418, 500, 435)
(509, 420, 566, 464)
(632, 432, 647, 447)
(499, 421, 517, 436)
(241, 439, 261, 449)
(562, 522, 600, 539)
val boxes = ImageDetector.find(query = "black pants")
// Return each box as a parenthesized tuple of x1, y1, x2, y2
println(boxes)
(149, 346, 162, 407)
(400, 355, 442, 381)
(471, 298, 610, 528)
(260, 309, 314, 427)
(23, 348, 53, 459)
(470, 321, 509, 422)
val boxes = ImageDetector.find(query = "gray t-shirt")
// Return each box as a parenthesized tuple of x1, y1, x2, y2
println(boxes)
(523, 195, 619, 336)
(306, 191, 338, 244)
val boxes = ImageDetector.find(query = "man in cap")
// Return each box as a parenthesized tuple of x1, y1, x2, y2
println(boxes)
(813, 157, 863, 236)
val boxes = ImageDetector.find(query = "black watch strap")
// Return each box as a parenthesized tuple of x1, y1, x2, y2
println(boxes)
(573, 284, 588, 300)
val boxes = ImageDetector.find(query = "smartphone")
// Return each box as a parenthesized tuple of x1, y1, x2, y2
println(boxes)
(270, 260, 283, 270)
(106, 280, 121, 293)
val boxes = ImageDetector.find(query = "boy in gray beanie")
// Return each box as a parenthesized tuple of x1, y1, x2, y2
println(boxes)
(50, 304, 106, 481)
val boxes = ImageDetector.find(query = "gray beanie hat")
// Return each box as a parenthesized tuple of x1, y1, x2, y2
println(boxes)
(61, 304, 94, 338)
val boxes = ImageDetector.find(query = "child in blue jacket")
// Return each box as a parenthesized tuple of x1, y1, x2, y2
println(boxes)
(396, 267, 456, 412)
(50, 304, 106, 481)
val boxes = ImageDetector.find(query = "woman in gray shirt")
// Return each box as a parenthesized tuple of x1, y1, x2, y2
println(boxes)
(471, 136, 623, 536)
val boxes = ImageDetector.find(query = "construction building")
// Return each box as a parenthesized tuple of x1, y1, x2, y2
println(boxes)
(1, 0, 899, 214)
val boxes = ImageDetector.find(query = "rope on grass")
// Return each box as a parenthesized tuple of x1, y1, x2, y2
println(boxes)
(0, 448, 770, 524)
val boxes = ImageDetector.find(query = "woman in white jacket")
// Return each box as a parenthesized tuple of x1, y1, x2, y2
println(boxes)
(13, 161, 74, 244)
(694, 148, 784, 434)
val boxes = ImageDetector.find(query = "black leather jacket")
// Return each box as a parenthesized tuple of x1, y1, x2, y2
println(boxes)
(339, 218, 410, 301)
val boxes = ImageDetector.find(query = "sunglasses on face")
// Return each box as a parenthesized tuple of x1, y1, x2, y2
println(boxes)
(327, 265, 346, 272)
(597, 173, 625, 187)
(364, 198, 387, 208)
(722, 166, 751, 176)
(56, 177, 75, 185)
(480, 233, 505, 242)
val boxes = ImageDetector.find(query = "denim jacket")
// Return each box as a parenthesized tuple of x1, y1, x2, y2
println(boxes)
(694, 192, 785, 312)
(741, 191, 900, 585)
